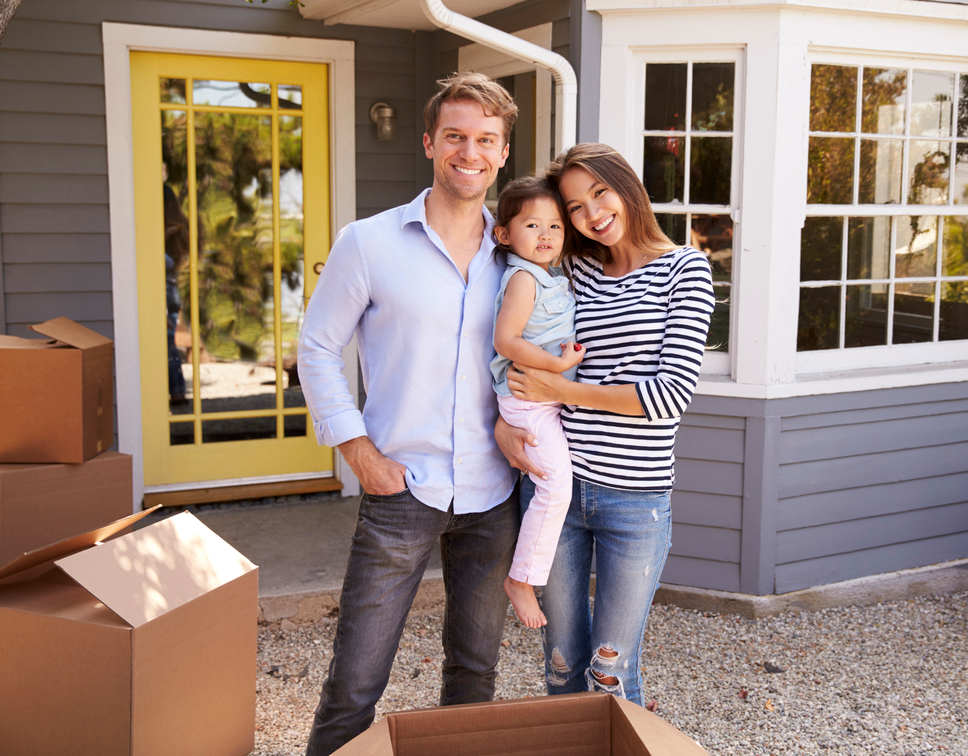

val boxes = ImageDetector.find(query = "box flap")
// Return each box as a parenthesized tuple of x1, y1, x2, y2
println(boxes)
(0, 333, 61, 349)
(55, 511, 257, 628)
(0, 507, 158, 583)
(28, 317, 112, 349)
(612, 697, 710, 755)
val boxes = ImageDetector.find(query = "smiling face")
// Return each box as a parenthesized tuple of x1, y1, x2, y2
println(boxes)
(558, 166, 630, 252)
(423, 99, 509, 204)
(494, 196, 565, 272)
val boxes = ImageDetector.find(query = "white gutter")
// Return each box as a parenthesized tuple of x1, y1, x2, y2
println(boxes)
(418, 0, 577, 155)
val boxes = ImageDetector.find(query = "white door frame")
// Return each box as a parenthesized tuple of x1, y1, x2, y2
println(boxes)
(102, 22, 357, 510)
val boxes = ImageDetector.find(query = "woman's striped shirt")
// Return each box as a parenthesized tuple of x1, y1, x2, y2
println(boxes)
(562, 246, 714, 491)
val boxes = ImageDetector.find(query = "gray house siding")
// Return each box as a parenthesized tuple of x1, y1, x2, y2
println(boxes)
(671, 383, 968, 596)
(0, 0, 422, 339)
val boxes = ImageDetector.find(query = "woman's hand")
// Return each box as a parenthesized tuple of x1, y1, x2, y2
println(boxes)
(494, 415, 548, 480)
(506, 363, 570, 404)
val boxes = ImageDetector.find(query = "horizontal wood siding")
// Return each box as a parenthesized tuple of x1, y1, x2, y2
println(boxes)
(775, 385, 968, 593)
(665, 411, 746, 591)
(0, 1, 420, 338)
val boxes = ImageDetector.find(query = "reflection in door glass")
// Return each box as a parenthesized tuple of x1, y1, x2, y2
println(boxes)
(279, 116, 307, 424)
(192, 113, 277, 428)
(193, 80, 272, 108)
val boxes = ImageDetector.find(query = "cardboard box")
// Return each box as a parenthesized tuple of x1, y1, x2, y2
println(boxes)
(0, 509, 259, 756)
(0, 450, 133, 566)
(0, 317, 114, 463)
(335, 692, 709, 755)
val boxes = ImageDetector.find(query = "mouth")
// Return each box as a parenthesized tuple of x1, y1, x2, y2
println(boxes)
(593, 215, 615, 232)
(454, 165, 484, 175)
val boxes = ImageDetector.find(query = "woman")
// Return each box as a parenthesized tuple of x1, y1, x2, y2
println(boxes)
(497, 143, 714, 705)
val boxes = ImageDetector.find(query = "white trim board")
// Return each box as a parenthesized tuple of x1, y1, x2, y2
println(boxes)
(102, 23, 357, 511)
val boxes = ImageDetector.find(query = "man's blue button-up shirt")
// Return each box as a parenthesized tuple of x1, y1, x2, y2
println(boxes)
(298, 189, 517, 513)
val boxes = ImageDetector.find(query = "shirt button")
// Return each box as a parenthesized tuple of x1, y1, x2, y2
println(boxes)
(457, 458, 463, 464)
(458, 417, 464, 423)
(461, 375, 466, 381)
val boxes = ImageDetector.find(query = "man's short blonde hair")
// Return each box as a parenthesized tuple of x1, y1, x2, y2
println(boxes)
(423, 71, 518, 145)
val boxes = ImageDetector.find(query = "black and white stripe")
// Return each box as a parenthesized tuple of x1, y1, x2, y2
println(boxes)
(562, 246, 715, 490)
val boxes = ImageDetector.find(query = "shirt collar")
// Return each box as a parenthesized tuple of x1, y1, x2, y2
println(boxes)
(401, 188, 496, 240)
(506, 252, 561, 286)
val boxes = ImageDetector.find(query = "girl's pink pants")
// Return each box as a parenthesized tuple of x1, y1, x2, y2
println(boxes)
(497, 394, 572, 586)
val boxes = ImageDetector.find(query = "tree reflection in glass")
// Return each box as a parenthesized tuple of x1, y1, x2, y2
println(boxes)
(645, 63, 687, 131)
(847, 216, 890, 280)
(798, 286, 841, 351)
(692, 63, 733, 132)
(808, 137, 854, 204)
(895, 215, 938, 278)
(810, 65, 857, 133)
(801, 216, 843, 281)
(862, 68, 906, 135)
(643, 136, 684, 203)
(893, 282, 935, 344)
(845, 284, 888, 347)
(691, 137, 731, 205)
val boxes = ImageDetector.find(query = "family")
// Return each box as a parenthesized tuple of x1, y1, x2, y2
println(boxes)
(297, 72, 715, 756)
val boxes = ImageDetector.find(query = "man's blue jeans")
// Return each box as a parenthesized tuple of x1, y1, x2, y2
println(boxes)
(305, 485, 519, 756)
(522, 476, 672, 706)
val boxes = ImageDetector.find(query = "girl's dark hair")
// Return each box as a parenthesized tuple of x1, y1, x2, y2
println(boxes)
(545, 142, 677, 265)
(493, 174, 573, 263)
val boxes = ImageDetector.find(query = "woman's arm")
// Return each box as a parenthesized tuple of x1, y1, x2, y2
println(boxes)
(506, 366, 644, 415)
(495, 271, 584, 373)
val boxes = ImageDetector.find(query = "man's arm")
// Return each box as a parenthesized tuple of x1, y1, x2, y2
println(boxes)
(297, 226, 405, 495)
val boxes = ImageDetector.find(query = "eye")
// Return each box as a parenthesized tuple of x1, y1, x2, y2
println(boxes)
(525, 223, 538, 228)
(568, 205, 581, 214)
(594, 188, 607, 198)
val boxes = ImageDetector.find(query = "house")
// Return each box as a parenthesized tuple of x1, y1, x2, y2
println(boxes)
(0, 0, 966, 600)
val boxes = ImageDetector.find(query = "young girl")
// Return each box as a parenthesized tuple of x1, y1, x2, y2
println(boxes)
(490, 175, 585, 628)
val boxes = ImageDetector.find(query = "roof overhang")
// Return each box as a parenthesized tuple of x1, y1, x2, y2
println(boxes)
(299, 0, 520, 29)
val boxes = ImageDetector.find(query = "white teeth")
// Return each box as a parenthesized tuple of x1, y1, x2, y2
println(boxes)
(594, 215, 614, 232)
(454, 166, 482, 175)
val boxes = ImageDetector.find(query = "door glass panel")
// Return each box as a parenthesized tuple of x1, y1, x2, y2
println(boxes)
(193, 80, 272, 108)
(161, 78, 187, 105)
(279, 85, 303, 109)
(203, 417, 277, 443)
(279, 115, 307, 418)
(284, 414, 307, 438)
(193, 113, 276, 429)
(162, 110, 191, 411)
(169, 421, 194, 446)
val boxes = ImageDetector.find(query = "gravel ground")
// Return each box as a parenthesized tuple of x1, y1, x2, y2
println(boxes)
(253, 590, 967, 756)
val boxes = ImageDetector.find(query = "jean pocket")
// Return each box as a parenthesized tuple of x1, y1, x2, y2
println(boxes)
(364, 487, 410, 501)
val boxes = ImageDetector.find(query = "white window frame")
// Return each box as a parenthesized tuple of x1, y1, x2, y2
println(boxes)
(798, 48, 968, 374)
(102, 23, 357, 507)
(629, 46, 747, 376)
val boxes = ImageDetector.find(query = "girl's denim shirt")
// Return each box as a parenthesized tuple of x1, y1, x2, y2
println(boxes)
(490, 252, 578, 398)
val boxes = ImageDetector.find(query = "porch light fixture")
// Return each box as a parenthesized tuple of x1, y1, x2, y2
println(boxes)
(369, 102, 396, 141)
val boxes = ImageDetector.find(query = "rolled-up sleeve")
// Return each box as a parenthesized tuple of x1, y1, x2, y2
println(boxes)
(297, 226, 371, 448)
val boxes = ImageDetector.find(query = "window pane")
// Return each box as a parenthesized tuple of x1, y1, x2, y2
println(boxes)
(691, 215, 732, 282)
(940, 281, 968, 340)
(893, 282, 935, 343)
(708, 284, 730, 352)
(960, 75, 968, 138)
(861, 68, 906, 135)
(692, 63, 734, 132)
(808, 137, 855, 204)
(908, 141, 950, 205)
(193, 80, 272, 108)
(798, 286, 841, 351)
(942, 215, 968, 276)
(161, 78, 186, 105)
(643, 136, 684, 203)
(169, 421, 194, 446)
(202, 416, 277, 443)
(859, 139, 902, 204)
(845, 284, 888, 347)
(690, 136, 731, 205)
(847, 216, 890, 280)
(953, 143, 968, 205)
(810, 65, 857, 133)
(895, 215, 938, 278)
(653, 213, 687, 245)
(284, 414, 307, 438)
(801, 216, 843, 282)
(645, 63, 687, 131)
(910, 71, 954, 137)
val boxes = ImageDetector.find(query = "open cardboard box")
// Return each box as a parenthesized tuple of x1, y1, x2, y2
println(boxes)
(0, 317, 114, 463)
(335, 691, 709, 756)
(0, 507, 258, 756)
(0, 450, 133, 565)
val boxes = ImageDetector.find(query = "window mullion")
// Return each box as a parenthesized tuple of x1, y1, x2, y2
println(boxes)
(684, 63, 693, 205)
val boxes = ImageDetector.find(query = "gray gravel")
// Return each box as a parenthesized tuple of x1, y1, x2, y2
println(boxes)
(253, 590, 968, 755)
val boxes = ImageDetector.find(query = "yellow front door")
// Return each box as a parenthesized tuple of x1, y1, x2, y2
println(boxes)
(131, 52, 333, 488)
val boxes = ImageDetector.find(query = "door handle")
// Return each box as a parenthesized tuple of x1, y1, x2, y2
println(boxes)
(313, 262, 324, 274)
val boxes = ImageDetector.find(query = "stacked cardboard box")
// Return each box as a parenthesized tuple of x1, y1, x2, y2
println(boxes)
(0, 317, 260, 755)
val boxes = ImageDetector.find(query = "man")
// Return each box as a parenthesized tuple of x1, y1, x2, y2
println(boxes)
(297, 73, 521, 756)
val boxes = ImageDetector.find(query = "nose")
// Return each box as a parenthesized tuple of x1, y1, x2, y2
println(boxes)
(458, 139, 479, 161)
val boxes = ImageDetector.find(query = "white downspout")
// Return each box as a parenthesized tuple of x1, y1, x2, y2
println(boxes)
(418, 0, 577, 155)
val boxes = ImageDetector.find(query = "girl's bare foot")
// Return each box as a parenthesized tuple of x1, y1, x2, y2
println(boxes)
(504, 575, 547, 629)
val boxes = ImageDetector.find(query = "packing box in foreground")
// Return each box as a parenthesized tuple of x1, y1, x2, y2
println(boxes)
(335, 692, 709, 756)
(0, 450, 132, 566)
(0, 509, 258, 756)
(0, 317, 114, 463)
